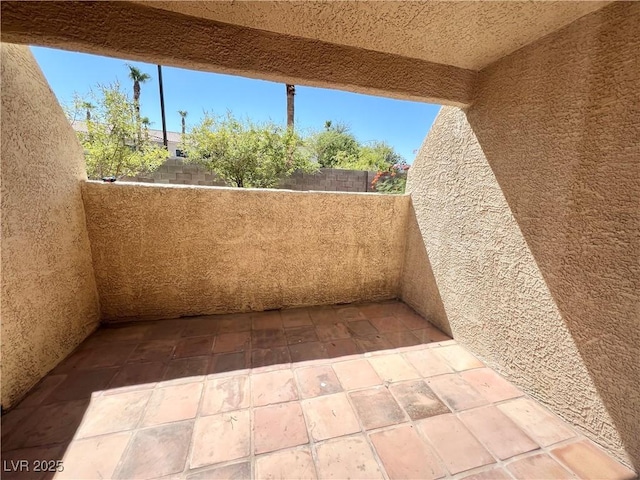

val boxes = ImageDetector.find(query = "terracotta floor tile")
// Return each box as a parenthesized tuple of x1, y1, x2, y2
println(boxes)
(368, 354, 420, 383)
(295, 365, 343, 398)
(251, 347, 291, 368)
(109, 361, 166, 389)
(0, 445, 64, 480)
(459, 467, 512, 480)
(57, 432, 131, 480)
(281, 309, 313, 328)
(145, 321, 185, 341)
(182, 317, 219, 337)
(369, 316, 407, 333)
(434, 345, 483, 371)
(396, 311, 431, 330)
(315, 322, 351, 342)
(253, 402, 309, 454)
(349, 386, 408, 430)
(174, 336, 213, 358)
(385, 330, 422, 348)
(186, 461, 251, 480)
(314, 435, 383, 479)
(128, 341, 175, 363)
(354, 335, 393, 353)
(459, 405, 539, 460)
(252, 329, 287, 349)
(210, 351, 248, 373)
(216, 316, 252, 334)
(403, 349, 454, 377)
(201, 375, 250, 415)
(191, 410, 251, 468)
(286, 326, 319, 345)
(370, 424, 445, 479)
(213, 331, 251, 353)
(17, 374, 67, 407)
(507, 453, 574, 479)
(426, 374, 488, 411)
(141, 382, 203, 426)
(302, 392, 361, 441)
(92, 325, 150, 344)
(419, 414, 495, 474)
(460, 368, 522, 403)
(347, 320, 379, 337)
(308, 307, 339, 325)
(333, 359, 382, 390)
(357, 302, 397, 319)
(389, 380, 450, 420)
(253, 312, 283, 330)
(77, 389, 151, 438)
(56, 343, 136, 372)
(551, 440, 637, 480)
(116, 421, 192, 479)
(289, 342, 327, 363)
(334, 306, 366, 322)
(413, 326, 452, 343)
(256, 447, 317, 480)
(252, 369, 298, 406)
(163, 356, 210, 381)
(324, 338, 360, 358)
(1, 407, 35, 443)
(43, 367, 117, 404)
(497, 397, 575, 447)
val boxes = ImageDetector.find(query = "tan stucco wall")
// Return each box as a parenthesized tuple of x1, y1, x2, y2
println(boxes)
(82, 183, 410, 321)
(1, 44, 101, 408)
(403, 3, 639, 468)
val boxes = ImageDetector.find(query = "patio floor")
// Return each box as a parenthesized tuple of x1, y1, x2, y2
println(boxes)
(1, 301, 635, 480)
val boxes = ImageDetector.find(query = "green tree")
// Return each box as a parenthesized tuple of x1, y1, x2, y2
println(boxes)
(71, 82, 168, 179)
(308, 121, 359, 167)
(337, 141, 404, 171)
(182, 112, 316, 188)
(127, 65, 151, 115)
(178, 110, 188, 135)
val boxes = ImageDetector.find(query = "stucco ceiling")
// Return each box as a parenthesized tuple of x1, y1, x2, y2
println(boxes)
(136, 1, 609, 71)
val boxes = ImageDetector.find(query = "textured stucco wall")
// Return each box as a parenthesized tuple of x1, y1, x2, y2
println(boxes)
(403, 3, 639, 468)
(1, 44, 101, 408)
(82, 183, 410, 321)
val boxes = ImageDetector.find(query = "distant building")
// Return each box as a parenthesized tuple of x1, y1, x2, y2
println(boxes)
(70, 121, 185, 158)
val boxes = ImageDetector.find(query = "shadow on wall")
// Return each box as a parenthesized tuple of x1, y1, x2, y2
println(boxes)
(406, 107, 638, 469)
(404, 4, 639, 468)
(400, 203, 451, 337)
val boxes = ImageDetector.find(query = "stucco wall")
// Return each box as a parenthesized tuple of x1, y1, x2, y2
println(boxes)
(82, 182, 409, 321)
(403, 2, 639, 468)
(1, 44, 101, 408)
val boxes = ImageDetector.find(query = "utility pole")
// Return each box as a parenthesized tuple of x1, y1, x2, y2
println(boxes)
(157, 64, 168, 148)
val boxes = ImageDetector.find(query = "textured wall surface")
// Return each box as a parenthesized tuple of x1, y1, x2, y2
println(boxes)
(1, 1, 475, 106)
(1, 44, 100, 408)
(404, 3, 639, 468)
(83, 183, 410, 321)
(140, 1, 606, 70)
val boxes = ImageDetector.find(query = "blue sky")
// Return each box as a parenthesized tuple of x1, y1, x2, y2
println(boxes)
(31, 46, 440, 163)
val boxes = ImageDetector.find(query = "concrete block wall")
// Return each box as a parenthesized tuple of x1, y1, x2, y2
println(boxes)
(123, 160, 381, 192)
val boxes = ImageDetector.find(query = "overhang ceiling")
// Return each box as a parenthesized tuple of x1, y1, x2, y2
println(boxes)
(136, 1, 609, 71)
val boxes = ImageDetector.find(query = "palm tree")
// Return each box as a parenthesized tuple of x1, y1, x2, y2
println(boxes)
(82, 101, 94, 122)
(286, 84, 295, 130)
(178, 110, 188, 135)
(127, 65, 151, 115)
(141, 117, 151, 140)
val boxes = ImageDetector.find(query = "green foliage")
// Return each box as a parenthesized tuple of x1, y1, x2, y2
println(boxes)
(307, 121, 405, 172)
(371, 161, 410, 194)
(181, 112, 317, 188)
(70, 82, 168, 179)
(308, 123, 360, 168)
